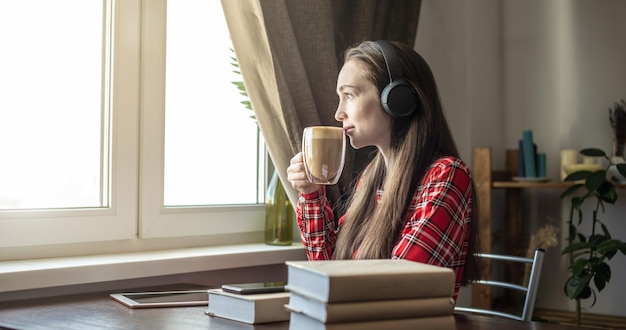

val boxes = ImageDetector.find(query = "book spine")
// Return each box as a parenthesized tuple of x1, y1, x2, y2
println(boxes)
(536, 152, 546, 177)
(286, 293, 454, 323)
(522, 130, 537, 177)
(207, 289, 290, 324)
(518, 140, 525, 177)
(287, 273, 454, 303)
(288, 312, 455, 330)
(331, 274, 453, 302)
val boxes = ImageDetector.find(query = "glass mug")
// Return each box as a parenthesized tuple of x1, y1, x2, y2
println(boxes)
(302, 126, 346, 185)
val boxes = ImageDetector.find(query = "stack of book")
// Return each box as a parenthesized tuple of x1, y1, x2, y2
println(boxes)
(518, 129, 547, 178)
(284, 259, 456, 330)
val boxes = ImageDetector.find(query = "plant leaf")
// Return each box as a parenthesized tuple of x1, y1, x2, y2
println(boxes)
(580, 148, 607, 157)
(605, 250, 617, 260)
(580, 285, 593, 300)
(585, 170, 606, 193)
(589, 289, 597, 307)
(560, 184, 584, 199)
(565, 272, 593, 299)
(597, 181, 617, 204)
(562, 241, 594, 254)
(593, 262, 611, 292)
(240, 100, 252, 110)
(616, 163, 626, 177)
(594, 276, 607, 292)
(589, 234, 609, 247)
(587, 256, 603, 266)
(577, 206, 583, 226)
(597, 239, 624, 255)
(619, 242, 626, 255)
(565, 171, 592, 182)
(600, 222, 611, 238)
(230, 47, 257, 125)
(232, 81, 245, 90)
(570, 258, 588, 276)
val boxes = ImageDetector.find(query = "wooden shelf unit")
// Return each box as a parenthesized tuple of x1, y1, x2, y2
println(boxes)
(471, 147, 625, 309)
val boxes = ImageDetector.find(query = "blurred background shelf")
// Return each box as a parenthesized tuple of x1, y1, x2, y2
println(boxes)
(470, 147, 624, 311)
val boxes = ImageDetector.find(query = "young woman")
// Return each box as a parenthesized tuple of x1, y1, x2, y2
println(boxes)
(286, 40, 479, 301)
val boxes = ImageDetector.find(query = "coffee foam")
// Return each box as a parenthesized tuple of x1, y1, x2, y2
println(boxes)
(308, 126, 344, 139)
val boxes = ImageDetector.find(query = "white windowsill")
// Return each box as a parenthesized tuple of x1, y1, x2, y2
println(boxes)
(0, 243, 307, 299)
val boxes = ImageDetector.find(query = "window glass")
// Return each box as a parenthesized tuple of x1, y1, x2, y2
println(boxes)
(164, 0, 261, 206)
(0, 1, 106, 210)
(0, 0, 266, 252)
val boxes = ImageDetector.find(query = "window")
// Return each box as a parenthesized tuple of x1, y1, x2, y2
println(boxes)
(0, 1, 106, 210)
(0, 0, 266, 255)
(164, 0, 262, 206)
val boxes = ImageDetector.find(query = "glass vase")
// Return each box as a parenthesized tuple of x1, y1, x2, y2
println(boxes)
(612, 141, 625, 159)
(264, 171, 293, 246)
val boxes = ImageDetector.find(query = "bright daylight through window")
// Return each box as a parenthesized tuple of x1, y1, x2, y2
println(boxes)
(0, 0, 265, 251)
(164, 0, 263, 206)
(0, 1, 105, 210)
(0, 0, 262, 211)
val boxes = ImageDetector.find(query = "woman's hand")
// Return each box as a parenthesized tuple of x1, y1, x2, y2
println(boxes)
(287, 152, 321, 194)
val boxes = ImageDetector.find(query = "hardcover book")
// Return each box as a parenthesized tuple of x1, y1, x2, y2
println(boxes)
(518, 139, 526, 177)
(206, 289, 290, 324)
(284, 259, 455, 303)
(522, 130, 537, 177)
(285, 292, 454, 323)
(288, 311, 455, 330)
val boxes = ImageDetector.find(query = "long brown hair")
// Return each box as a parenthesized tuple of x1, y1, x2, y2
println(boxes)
(332, 41, 480, 285)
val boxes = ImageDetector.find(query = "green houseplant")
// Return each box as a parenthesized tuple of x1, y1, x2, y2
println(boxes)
(560, 148, 626, 325)
(230, 48, 255, 121)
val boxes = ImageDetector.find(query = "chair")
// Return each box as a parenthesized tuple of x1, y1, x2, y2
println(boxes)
(454, 248, 545, 322)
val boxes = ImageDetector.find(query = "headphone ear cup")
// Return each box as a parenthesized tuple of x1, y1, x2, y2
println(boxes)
(380, 79, 419, 118)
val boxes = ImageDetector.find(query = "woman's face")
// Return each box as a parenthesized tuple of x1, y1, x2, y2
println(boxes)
(335, 60, 393, 152)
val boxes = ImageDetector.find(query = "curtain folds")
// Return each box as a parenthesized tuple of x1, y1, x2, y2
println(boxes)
(221, 0, 421, 211)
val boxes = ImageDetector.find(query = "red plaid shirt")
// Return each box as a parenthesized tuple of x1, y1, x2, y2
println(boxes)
(296, 156, 473, 301)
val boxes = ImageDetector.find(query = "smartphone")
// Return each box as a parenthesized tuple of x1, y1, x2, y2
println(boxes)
(110, 290, 208, 308)
(221, 281, 286, 295)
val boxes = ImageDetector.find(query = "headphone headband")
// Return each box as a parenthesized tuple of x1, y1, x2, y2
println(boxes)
(374, 40, 419, 118)
(377, 40, 404, 85)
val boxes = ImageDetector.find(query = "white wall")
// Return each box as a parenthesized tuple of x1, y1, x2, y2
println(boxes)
(415, 0, 505, 166)
(416, 0, 626, 317)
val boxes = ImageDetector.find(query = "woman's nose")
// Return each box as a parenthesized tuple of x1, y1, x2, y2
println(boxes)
(335, 103, 345, 121)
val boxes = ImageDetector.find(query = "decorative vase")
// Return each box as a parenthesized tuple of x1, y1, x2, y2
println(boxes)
(264, 171, 293, 246)
(613, 143, 625, 159)
(609, 157, 626, 183)
(609, 100, 625, 158)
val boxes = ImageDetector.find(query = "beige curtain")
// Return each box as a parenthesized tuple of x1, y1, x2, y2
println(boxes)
(221, 0, 421, 212)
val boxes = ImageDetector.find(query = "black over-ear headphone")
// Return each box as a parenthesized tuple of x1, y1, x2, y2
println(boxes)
(375, 40, 420, 118)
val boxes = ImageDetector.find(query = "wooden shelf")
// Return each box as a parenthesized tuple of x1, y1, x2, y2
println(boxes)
(471, 147, 625, 310)
(492, 181, 571, 189)
(492, 181, 626, 189)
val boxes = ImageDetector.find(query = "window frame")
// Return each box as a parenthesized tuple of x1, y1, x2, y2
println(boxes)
(0, 0, 267, 254)
(138, 0, 265, 239)
(0, 0, 138, 249)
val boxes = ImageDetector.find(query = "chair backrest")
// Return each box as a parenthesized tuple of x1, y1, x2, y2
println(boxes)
(454, 248, 545, 322)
